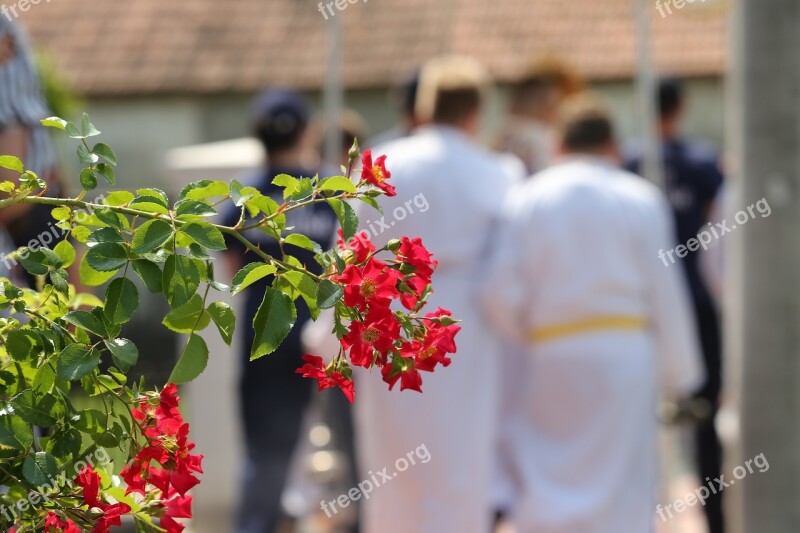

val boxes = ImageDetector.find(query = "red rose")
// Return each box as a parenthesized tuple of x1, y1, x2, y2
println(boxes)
(361, 150, 396, 196)
(335, 259, 400, 312)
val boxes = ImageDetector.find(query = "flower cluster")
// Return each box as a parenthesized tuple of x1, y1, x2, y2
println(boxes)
(297, 222, 461, 401)
(118, 383, 202, 532)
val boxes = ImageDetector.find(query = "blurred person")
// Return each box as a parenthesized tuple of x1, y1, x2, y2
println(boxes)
(624, 78, 726, 533)
(223, 88, 338, 533)
(368, 69, 422, 147)
(494, 58, 583, 175)
(0, 18, 62, 287)
(482, 94, 704, 532)
(349, 55, 524, 533)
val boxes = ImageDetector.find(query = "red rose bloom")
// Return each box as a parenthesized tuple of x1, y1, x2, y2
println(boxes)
(44, 512, 80, 533)
(361, 150, 396, 196)
(160, 493, 193, 533)
(397, 237, 437, 283)
(336, 228, 375, 263)
(335, 260, 400, 311)
(296, 355, 356, 402)
(381, 358, 423, 392)
(399, 275, 428, 311)
(341, 306, 401, 367)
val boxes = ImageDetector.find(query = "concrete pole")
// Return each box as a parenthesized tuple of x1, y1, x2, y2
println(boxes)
(323, 12, 343, 170)
(734, 0, 800, 530)
(633, 0, 664, 189)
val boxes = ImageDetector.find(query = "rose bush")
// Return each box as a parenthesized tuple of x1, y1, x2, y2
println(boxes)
(0, 116, 459, 531)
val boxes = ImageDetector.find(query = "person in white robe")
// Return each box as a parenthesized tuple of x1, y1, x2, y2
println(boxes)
(347, 55, 523, 533)
(482, 94, 704, 533)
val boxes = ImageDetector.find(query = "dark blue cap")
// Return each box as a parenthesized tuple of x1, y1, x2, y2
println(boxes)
(251, 88, 311, 151)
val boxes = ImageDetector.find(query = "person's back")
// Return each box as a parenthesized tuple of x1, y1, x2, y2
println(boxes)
(223, 88, 337, 533)
(624, 78, 726, 533)
(483, 95, 703, 532)
(353, 56, 522, 533)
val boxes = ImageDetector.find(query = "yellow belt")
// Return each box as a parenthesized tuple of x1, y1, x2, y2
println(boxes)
(528, 315, 647, 343)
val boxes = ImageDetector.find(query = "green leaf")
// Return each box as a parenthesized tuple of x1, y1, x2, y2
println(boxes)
(65, 121, 81, 138)
(327, 198, 359, 240)
(5, 329, 36, 361)
(23, 452, 59, 486)
(51, 206, 72, 221)
(53, 240, 76, 268)
(175, 199, 216, 218)
(18, 249, 50, 275)
(87, 227, 123, 246)
(32, 364, 56, 394)
(131, 219, 173, 254)
(230, 263, 277, 295)
(41, 116, 68, 130)
(80, 113, 101, 137)
(137, 188, 169, 204)
(104, 190, 134, 206)
(92, 142, 118, 165)
(163, 255, 200, 308)
(94, 163, 115, 185)
(104, 277, 139, 324)
(104, 338, 139, 372)
(0, 414, 33, 450)
(94, 207, 124, 229)
(47, 427, 82, 459)
(317, 279, 344, 309)
(77, 143, 99, 164)
(57, 344, 101, 381)
(86, 242, 128, 272)
(132, 259, 163, 293)
(162, 294, 210, 333)
(319, 176, 356, 193)
(279, 270, 319, 319)
(272, 173, 299, 198)
(180, 180, 229, 200)
(129, 196, 169, 214)
(251, 288, 296, 360)
(63, 310, 107, 337)
(230, 180, 254, 206)
(169, 333, 209, 384)
(79, 255, 118, 286)
(0, 155, 23, 173)
(288, 178, 314, 201)
(208, 302, 235, 346)
(284, 233, 322, 254)
(79, 168, 98, 190)
(49, 268, 69, 294)
(180, 222, 226, 251)
(11, 391, 65, 427)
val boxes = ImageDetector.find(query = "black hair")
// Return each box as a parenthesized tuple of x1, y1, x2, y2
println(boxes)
(658, 78, 685, 118)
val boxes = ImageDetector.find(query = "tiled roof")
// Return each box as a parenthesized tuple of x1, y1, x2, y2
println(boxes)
(19, 0, 729, 96)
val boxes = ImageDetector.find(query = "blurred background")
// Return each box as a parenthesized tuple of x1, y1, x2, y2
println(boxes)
(4, 0, 798, 532)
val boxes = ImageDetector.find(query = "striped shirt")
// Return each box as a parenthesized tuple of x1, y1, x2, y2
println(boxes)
(0, 18, 55, 181)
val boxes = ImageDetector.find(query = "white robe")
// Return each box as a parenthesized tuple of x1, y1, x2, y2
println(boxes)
(352, 125, 522, 533)
(482, 157, 704, 533)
